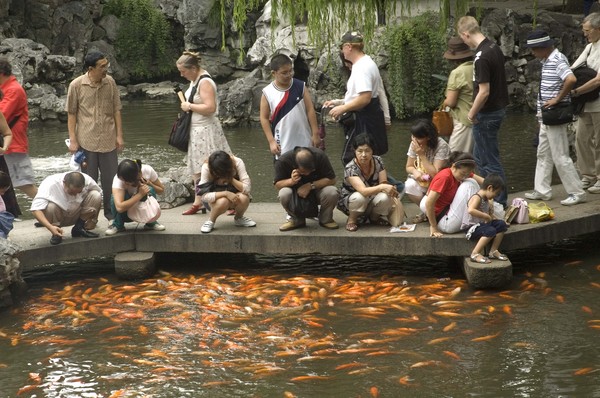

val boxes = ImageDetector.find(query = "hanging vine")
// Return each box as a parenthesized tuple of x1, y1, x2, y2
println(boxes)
(104, 0, 176, 80)
(386, 11, 448, 118)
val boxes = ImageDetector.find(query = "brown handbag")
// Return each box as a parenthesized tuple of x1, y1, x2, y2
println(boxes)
(432, 103, 453, 137)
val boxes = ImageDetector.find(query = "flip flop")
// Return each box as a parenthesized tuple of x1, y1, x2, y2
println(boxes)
(470, 253, 491, 264)
(346, 222, 358, 232)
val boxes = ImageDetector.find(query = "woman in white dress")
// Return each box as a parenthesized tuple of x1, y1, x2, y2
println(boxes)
(176, 51, 231, 215)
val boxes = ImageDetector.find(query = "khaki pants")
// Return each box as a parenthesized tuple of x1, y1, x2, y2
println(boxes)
(575, 111, 600, 180)
(43, 190, 102, 230)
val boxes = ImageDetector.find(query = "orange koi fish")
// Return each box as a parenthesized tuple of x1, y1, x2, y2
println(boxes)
(564, 260, 583, 266)
(290, 375, 332, 382)
(427, 337, 453, 345)
(370, 386, 379, 397)
(334, 362, 365, 371)
(17, 385, 39, 396)
(503, 305, 513, 316)
(582, 306, 593, 314)
(398, 375, 416, 386)
(433, 311, 463, 317)
(555, 295, 565, 303)
(410, 360, 442, 368)
(443, 350, 461, 360)
(573, 367, 596, 375)
(590, 282, 600, 289)
(443, 322, 457, 332)
(471, 332, 500, 342)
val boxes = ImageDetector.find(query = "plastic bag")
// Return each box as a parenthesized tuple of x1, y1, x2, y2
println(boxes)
(528, 202, 554, 223)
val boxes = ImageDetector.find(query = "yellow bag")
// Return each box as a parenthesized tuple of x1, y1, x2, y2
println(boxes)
(528, 202, 554, 223)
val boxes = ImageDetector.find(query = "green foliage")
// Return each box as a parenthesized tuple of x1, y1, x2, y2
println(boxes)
(104, 0, 176, 80)
(385, 11, 449, 118)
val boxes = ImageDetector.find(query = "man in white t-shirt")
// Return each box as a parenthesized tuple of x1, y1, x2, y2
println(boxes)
(31, 171, 102, 245)
(324, 31, 388, 165)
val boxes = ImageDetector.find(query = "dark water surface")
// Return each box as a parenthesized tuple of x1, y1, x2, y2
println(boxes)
(0, 101, 598, 397)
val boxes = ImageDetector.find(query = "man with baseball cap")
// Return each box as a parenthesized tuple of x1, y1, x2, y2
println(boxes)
(324, 31, 388, 165)
(523, 30, 586, 206)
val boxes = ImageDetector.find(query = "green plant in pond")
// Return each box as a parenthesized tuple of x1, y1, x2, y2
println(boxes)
(385, 11, 449, 118)
(104, 0, 176, 80)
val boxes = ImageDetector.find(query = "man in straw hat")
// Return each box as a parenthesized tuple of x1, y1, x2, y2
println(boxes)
(457, 16, 509, 208)
(442, 36, 475, 153)
(523, 30, 586, 206)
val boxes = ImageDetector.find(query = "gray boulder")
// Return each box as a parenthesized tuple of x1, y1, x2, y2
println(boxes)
(0, 239, 25, 309)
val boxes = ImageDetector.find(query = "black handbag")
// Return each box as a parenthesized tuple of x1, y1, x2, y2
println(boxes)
(288, 189, 319, 218)
(168, 75, 209, 152)
(541, 102, 574, 125)
(572, 62, 600, 114)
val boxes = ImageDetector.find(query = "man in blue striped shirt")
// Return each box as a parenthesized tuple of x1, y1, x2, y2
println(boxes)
(524, 30, 586, 206)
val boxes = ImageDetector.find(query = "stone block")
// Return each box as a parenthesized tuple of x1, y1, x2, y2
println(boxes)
(114, 251, 156, 280)
(461, 257, 513, 290)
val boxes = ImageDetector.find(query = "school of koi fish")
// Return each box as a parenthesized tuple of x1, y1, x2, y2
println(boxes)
(1, 260, 599, 397)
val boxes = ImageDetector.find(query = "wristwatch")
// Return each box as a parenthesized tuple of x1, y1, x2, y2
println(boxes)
(310, 182, 316, 190)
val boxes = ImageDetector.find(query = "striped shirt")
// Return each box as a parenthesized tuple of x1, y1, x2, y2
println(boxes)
(66, 73, 122, 153)
(537, 48, 573, 112)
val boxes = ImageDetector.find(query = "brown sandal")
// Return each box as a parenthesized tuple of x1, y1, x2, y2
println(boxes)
(346, 222, 358, 232)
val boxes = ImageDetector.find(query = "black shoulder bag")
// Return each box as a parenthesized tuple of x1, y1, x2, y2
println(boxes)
(168, 74, 209, 152)
(572, 46, 600, 115)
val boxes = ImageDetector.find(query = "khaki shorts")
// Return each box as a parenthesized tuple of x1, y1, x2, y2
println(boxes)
(4, 153, 36, 187)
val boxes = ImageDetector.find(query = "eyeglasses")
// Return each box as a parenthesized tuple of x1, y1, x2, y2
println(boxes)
(96, 62, 111, 70)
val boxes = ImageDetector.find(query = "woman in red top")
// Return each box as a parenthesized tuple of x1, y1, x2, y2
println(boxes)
(421, 152, 483, 237)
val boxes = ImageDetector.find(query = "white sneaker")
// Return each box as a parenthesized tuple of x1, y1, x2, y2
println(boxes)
(105, 224, 125, 236)
(144, 222, 166, 231)
(560, 193, 586, 206)
(524, 191, 552, 201)
(587, 181, 600, 194)
(201, 220, 214, 233)
(581, 176, 597, 189)
(234, 216, 256, 227)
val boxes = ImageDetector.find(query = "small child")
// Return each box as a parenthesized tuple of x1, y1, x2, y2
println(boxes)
(463, 174, 508, 263)
(0, 171, 15, 238)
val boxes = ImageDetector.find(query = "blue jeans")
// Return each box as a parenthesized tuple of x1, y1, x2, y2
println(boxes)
(473, 108, 507, 206)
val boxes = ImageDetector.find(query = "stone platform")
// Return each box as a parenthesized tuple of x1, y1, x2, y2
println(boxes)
(8, 184, 600, 288)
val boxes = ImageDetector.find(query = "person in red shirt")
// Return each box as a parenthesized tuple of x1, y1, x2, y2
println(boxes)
(0, 58, 37, 198)
(0, 58, 38, 199)
(421, 152, 483, 237)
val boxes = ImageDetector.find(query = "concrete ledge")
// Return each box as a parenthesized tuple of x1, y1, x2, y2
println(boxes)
(114, 251, 156, 280)
(461, 257, 513, 289)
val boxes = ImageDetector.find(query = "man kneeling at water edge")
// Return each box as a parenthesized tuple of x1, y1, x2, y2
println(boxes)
(31, 171, 101, 245)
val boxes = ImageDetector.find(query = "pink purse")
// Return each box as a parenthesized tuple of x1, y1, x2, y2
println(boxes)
(127, 196, 161, 223)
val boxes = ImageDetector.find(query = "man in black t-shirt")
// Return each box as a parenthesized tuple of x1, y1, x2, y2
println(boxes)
(457, 16, 509, 207)
(274, 147, 339, 231)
